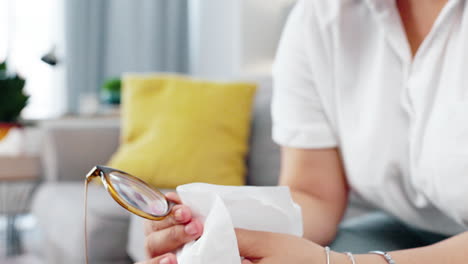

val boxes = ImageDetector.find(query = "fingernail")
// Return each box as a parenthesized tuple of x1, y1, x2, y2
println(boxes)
(174, 208, 183, 222)
(160, 257, 171, 264)
(185, 221, 198, 235)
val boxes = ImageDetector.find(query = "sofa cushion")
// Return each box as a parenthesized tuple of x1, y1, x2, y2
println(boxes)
(127, 215, 146, 262)
(109, 74, 257, 188)
(40, 119, 120, 182)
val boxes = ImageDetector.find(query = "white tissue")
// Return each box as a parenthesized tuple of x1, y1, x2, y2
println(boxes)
(176, 183, 303, 264)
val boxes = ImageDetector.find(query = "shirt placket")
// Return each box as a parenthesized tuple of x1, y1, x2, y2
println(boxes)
(365, 0, 413, 114)
(368, 0, 461, 206)
(369, 0, 460, 117)
(406, 0, 460, 114)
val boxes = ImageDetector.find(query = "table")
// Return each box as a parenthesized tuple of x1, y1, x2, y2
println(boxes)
(0, 156, 41, 256)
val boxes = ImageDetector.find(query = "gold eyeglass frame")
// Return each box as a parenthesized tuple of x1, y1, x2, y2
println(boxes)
(86, 165, 173, 220)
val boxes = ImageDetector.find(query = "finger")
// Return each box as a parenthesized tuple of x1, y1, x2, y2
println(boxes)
(135, 253, 177, 264)
(242, 259, 254, 264)
(145, 219, 203, 258)
(165, 192, 182, 203)
(144, 204, 193, 236)
(235, 229, 277, 259)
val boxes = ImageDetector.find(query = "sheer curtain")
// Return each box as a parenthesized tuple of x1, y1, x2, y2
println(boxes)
(64, 0, 189, 114)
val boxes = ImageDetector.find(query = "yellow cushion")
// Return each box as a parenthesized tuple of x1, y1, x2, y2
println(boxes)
(108, 74, 257, 189)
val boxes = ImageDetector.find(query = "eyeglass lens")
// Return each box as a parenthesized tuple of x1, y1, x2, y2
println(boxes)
(108, 171, 169, 216)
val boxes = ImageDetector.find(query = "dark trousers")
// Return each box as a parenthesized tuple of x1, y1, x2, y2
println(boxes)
(331, 212, 449, 253)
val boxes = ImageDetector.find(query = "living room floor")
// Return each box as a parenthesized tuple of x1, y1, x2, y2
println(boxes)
(0, 215, 43, 264)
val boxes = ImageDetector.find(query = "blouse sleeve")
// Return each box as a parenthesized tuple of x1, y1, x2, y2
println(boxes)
(272, 0, 337, 149)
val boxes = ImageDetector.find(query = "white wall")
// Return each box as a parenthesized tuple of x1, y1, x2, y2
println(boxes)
(189, 0, 296, 79)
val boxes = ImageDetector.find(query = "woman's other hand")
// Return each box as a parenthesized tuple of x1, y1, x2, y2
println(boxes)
(236, 229, 345, 264)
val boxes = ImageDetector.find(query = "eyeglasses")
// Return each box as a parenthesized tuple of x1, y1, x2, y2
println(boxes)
(84, 166, 173, 264)
(85, 165, 173, 220)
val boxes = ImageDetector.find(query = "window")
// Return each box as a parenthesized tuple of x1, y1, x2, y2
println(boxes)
(1, 0, 65, 119)
(0, 0, 9, 60)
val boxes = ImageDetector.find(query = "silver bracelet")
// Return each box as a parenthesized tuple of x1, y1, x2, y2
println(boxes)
(369, 251, 396, 264)
(325, 246, 331, 264)
(345, 252, 356, 264)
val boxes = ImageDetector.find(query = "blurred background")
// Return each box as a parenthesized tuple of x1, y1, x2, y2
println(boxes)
(0, 0, 297, 263)
(0, 0, 294, 118)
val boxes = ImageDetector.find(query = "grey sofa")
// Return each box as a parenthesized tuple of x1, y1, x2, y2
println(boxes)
(31, 77, 282, 264)
(31, 76, 372, 264)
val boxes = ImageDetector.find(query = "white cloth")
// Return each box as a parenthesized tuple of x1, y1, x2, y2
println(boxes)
(272, 0, 468, 235)
(176, 183, 302, 264)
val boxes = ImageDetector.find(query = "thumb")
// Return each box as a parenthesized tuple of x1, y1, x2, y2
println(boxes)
(235, 228, 277, 259)
(242, 259, 254, 264)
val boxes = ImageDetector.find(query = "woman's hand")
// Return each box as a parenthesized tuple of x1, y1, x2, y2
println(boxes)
(236, 229, 332, 264)
(138, 228, 333, 264)
(138, 192, 203, 264)
(238, 230, 468, 264)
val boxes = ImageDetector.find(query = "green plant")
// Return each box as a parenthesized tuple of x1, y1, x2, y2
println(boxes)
(102, 78, 121, 93)
(101, 77, 121, 105)
(0, 61, 29, 122)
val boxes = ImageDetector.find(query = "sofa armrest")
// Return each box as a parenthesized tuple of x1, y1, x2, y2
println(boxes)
(40, 118, 120, 182)
(32, 182, 131, 263)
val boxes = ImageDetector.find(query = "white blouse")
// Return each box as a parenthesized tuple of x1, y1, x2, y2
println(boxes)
(272, 0, 468, 235)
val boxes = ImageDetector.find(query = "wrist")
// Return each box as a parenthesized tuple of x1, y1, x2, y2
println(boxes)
(354, 254, 391, 264)
(328, 250, 355, 264)
(328, 250, 388, 264)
